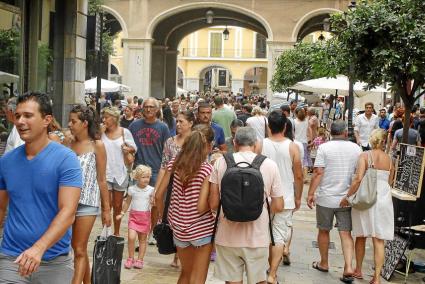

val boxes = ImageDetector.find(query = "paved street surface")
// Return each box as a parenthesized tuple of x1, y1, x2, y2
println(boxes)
(86, 183, 425, 284)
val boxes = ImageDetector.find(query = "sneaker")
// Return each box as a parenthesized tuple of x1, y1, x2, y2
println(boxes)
(133, 259, 144, 269)
(210, 251, 216, 262)
(148, 235, 157, 245)
(124, 258, 134, 269)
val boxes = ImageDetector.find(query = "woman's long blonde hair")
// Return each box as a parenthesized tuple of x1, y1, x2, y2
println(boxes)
(172, 125, 214, 186)
(369, 128, 387, 149)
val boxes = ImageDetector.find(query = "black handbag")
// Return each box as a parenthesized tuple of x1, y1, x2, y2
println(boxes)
(153, 175, 177, 254)
(92, 227, 125, 284)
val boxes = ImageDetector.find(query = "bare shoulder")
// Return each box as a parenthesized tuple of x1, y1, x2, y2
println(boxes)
(94, 139, 106, 152)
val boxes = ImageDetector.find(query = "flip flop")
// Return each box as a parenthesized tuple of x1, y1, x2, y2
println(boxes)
(340, 274, 354, 283)
(312, 261, 329, 272)
(352, 272, 363, 279)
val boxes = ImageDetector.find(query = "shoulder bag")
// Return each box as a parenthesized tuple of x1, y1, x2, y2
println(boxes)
(152, 174, 176, 254)
(347, 151, 378, 210)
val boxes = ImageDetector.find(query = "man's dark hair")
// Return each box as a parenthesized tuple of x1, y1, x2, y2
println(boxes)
(243, 104, 252, 113)
(284, 119, 294, 141)
(268, 110, 287, 134)
(230, 119, 244, 128)
(198, 102, 211, 110)
(214, 96, 224, 106)
(280, 104, 290, 113)
(17, 91, 52, 117)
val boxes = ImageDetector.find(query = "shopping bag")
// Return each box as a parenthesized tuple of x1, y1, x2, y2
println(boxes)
(92, 226, 125, 284)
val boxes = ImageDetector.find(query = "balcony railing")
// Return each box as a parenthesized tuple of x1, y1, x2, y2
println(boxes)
(180, 48, 267, 59)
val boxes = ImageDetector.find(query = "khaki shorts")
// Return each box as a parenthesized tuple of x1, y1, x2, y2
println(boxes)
(272, 209, 293, 245)
(214, 245, 269, 283)
(316, 204, 352, 231)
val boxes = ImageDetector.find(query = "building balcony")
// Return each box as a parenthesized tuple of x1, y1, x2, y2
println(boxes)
(179, 48, 267, 60)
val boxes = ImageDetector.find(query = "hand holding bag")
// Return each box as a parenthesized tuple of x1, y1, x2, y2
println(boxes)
(153, 174, 177, 254)
(348, 151, 378, 210)
(92, 226, 125, 284)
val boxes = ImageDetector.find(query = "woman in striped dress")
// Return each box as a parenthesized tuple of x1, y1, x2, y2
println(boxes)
(156, 125, 215, 284)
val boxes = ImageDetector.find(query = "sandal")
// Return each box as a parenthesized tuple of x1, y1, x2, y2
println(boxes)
(312, 261, 329, 272)
(282, 254, 291, 266)
(352, 272, 363, 279)
(340, 274, 354, 283)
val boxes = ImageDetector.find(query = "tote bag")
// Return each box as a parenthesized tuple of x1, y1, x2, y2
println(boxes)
(348, 151, 378, 210)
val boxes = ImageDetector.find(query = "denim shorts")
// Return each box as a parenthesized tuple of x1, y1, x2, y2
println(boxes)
(173, 236, 212, 248)
(75, 204, 100, 217)
(107, 176, 129, 192)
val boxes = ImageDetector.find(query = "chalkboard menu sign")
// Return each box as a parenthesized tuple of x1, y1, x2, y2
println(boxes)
(394, 144, 425, 197)
(381, 234, 409, 281)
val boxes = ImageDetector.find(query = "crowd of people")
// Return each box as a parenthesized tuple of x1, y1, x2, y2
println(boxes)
(0, 90, 424, 284)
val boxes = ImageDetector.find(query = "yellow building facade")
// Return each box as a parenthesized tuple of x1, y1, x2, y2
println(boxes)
(177, 26, 268, 95)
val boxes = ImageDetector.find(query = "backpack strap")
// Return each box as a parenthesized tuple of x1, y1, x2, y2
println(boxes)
(251, 154, 267, 170)
(211, 199, 221, 243)
(223, 153, 236, 168)
(265, 197, 275, 246)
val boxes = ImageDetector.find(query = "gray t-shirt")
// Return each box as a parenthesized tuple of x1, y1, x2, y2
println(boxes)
(394, 128, 419, 145)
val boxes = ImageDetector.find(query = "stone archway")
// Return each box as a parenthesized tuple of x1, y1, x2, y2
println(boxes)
(148, 5, 272, 99)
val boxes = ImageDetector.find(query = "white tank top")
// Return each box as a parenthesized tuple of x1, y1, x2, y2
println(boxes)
(261, 138, 295, 209)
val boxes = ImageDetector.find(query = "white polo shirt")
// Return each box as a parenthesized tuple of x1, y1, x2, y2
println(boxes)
(314, 140, 362, 208)
(354, 113, 379, 147)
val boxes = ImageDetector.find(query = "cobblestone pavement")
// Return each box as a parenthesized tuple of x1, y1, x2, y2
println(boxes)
(86, 183, 425, 284)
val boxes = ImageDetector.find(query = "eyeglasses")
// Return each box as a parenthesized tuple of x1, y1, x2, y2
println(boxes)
(143, 105, 156, 109)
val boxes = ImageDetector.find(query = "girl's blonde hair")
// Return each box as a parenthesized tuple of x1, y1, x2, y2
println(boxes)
(369, 128, 387, 149)
(132, 165, 152, 180)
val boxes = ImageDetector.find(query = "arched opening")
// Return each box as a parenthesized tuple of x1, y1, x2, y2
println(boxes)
(291, 8, 341, 42)
(149, 6, 271, 98)
(243, 67, 267, 96)
(199, 65, 232, 93)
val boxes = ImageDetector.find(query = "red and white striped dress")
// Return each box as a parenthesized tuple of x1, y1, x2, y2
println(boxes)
(167, 159, 215, 242)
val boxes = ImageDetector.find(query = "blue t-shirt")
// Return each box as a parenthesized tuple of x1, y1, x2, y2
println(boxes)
(379, 118, 390, 130)
(129, 119, 170, 183)
(211, 122, 225, 149)
(0, 142, 82, 260)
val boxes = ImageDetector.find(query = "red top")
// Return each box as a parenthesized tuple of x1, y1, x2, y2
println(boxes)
(167, 159, 214, 242)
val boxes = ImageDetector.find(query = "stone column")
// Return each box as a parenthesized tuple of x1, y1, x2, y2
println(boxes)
(231, 79, 244, 94)
(150, 45, 167, 99)
(51, 0, 87, 125)
(164, 49, 178, 99)
(266, 41, 295, 99)
(122, 38, 153, 99)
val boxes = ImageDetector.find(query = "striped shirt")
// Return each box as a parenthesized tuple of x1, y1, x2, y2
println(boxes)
(167, 159, 214, 242)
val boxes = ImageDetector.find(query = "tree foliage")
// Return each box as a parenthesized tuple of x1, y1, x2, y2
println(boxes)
(331, 0, 425, 141)
(0, 28, 20, 75)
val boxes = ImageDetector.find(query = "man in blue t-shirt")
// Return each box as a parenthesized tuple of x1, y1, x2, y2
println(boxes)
(197, 102, 227, 152)
(0, 92, 82, 283)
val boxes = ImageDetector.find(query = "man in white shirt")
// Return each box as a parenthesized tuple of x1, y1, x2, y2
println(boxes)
(354, 102, 379, 151)
(307, 120, 361, 282)
(259, 110, 303, 283)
